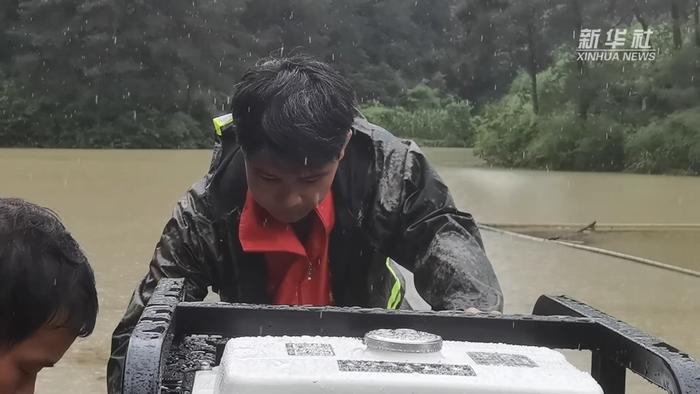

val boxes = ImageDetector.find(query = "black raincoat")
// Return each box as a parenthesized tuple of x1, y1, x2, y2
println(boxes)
(107, 117, 503, 393)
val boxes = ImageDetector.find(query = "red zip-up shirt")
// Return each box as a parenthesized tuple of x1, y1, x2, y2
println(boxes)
(238, 191, 335, 305)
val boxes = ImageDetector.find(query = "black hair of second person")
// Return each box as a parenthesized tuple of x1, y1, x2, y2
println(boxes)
(231, 55, 359, 168)
(0, 197, 98, 347)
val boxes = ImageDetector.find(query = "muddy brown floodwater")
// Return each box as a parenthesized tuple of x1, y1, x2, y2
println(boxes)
(0, 148, 697, 394)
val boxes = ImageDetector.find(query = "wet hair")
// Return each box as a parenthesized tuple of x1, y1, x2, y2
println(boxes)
(231, 55, 358, 168)
(0, 197, 98, 347)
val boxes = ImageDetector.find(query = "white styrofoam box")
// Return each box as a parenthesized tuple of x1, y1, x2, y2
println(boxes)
(193, 335, 603, 394)
(192, 369, 218, 393)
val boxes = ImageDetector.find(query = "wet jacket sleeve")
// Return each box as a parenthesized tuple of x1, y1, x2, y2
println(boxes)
(107, 189, 212, 394)
(378, 144, 503, 312)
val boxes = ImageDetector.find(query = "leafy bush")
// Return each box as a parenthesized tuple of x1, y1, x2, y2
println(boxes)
(525, 112, 626, 171)
(626, 107, 700, 174)
(360, 84, 475, 147)
(0, 72, 211, 149)
(474, 84, 626, 171)
(473, 91, 537, 167)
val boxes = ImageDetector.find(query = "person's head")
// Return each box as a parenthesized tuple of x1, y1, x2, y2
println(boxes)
(232, 55, 358, 224)
(0, 198, 98, 394)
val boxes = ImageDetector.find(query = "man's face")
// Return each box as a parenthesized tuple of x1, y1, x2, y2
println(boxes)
(0, 326, 76, 394)
(245, 149, 344, 224)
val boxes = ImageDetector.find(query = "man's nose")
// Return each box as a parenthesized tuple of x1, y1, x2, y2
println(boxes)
(278, 190, 303, 209)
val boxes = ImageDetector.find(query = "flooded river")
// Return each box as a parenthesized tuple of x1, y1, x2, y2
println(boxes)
(0, 148, 697, 394)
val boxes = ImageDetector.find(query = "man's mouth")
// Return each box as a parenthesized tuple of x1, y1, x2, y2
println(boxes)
(270, 210, 307, 224)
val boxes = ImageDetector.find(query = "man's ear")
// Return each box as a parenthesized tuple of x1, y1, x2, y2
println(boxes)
(338, 130, 352, 161)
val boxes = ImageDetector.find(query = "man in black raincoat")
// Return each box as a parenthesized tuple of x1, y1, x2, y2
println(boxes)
(107, 55, 502, 393)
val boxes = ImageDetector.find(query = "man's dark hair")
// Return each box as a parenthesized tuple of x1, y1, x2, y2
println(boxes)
(231, 55, 358, 168)
(0, 197, 98, 346)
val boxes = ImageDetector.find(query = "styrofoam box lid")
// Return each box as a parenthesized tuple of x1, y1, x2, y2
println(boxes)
(193, 335, 603, 394)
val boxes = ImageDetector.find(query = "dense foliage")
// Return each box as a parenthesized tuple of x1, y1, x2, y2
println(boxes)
(2, 0, 700, 174)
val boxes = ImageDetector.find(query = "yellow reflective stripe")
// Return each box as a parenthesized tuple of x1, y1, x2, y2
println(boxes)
(385, 257, 402, 310)
(212, 113, 234, 136)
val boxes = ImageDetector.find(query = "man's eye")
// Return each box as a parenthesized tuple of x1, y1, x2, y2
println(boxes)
(302, 177, 321, 183)
(260, 176, 279, 182)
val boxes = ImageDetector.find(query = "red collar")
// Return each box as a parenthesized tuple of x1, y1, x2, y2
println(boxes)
(239, 191, 335, 255)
